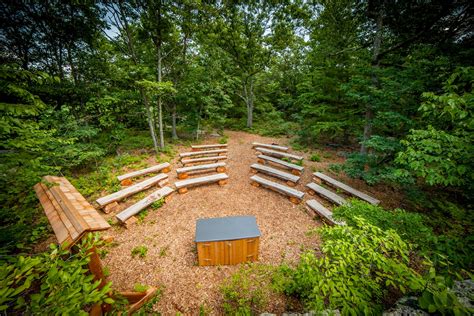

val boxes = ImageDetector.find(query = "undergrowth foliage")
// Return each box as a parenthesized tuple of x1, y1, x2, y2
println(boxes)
(0, 233, 112, 314)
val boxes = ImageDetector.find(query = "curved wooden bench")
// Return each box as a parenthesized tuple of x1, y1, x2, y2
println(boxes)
(191, 144, 227, 151)
(255, 147, 303, 162)
(306, 182, 346, 206)
(117, 162, 171, 182)
(257, 154, 304, 175)
(176, 162, 226, 179)
(116, 186, 175, 225)
(250, 163, 300, 186)
(250, 175, 304, 204)
(96, 173, 168, 211)
(175, 173, 229, 194)
(179, 149, 227, 159)
(34, 176, 110, 249)
(181, 155, 227, 165)
(252, 142, 288, 152)
(306, 199, 345, 226)
(313, 172, 380, 205)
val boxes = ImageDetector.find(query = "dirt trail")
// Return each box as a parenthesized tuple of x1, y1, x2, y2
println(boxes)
(101, 131, 324, 314)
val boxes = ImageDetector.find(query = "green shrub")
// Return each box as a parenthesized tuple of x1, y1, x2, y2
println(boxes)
(221, 264, 280, 315)
(131, 246, 148, 258)
(281, 218, 470, 315)
(0, 233, 112, 314)
(333, 200, 435, 251)
(309, 154, 321, 162)
(134, 283, 149, 293)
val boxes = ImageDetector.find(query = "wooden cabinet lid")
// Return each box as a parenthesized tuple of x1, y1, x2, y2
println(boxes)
(195, 216, 260, 242)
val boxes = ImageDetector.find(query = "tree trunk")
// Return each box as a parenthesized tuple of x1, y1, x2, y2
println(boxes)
(141, 90, 159, 153)
(157, 46, 165, 150)
(244, 77, 254, 128)
(361, 8, 383, 155)
(171, 103, 178, 140)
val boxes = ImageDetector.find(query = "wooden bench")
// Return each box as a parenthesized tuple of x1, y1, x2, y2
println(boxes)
(96, 173, 168, 212)
(313, 172, 380, 205)
(257, 154, 304, 175)
(252, 142, 288, 152)
(34, 176, 111, 248)
(179, 149, 227, 159)
(117, 162, 171, 182)
(306, 199, 345, 226)
(306, 182, 346, 206)
(191, 143, 227, 151)
(250, 175, 304, 204)
(181, 155, 227, 165)
(175, 173, 229, 194)
(35, 176, 157, 315)
(116, 186, 174, 226)
(255, 147, 303, 162)
(176, 162, 226, 179)
(250, 163, 300, 186)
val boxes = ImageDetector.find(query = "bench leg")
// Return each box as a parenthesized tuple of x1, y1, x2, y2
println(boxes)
(103, 201, 119, 214)
(286, 181, 296, 187)
(313, 177, 322, 184)
(178, 173, 189, 180)
(251, 181, 260, 187)
(218, 180, 228, 186)
(120, 179, 133, 186)
(124, 216, 138, 229)
(178, 187, 188, 194)
(164, 194, 173, 203)
(162, 167, 171, 173)
(158, 179, 169, 187)
(251, 169, 258, 174)
(289, 197, 301, 204)
(291, 170, 301, 176)
(307, 189, 315, 196)
(216, 166, 226, 173)
(257, 159, 265, 164)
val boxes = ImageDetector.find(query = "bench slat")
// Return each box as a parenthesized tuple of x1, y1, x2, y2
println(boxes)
(258, 155, 304, 172)
(313, 172, 380, 205)
(251, 164, 300, 183)
(177, 162, 226, 174)
(96, 173, 168, 207)
(180, 149, 227, 158)
(250, 175, 304, 199)
(181, 156, 227, 165)
(306, 199, 345, 226)
(306, 182, 346, 206)
(175, 173, 229, 189)
(252, 142, 288, 152)
(116, 186, 174, 222)
(117, 162, 170, 181)
(255, 147, 303, 161)
(191, 144, 227, 149)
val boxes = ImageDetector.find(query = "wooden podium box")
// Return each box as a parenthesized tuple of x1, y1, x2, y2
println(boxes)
(195, 216, 261, 266)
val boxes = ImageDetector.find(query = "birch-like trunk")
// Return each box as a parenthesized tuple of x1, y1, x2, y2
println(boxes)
(157, 45, 165, 150)
(171, 103, 178, 140)
(243, 77, 254, 128)
(361, 8, 383, 155)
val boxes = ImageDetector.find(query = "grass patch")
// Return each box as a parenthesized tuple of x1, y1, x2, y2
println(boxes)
(131, 245, 148, 258)
(309, 153, 321, 162)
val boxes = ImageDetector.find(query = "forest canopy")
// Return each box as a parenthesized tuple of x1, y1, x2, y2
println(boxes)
(0, 0, 473, 314)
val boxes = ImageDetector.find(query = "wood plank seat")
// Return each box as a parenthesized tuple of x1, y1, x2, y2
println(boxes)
(191, 143, 227, 151)
(175, 173, 229, 194)
(117, 162, 171, 182)
(306, 199, 345, 226)
(179, 149, 227, 159)
(250, 175, 304, 204)
(34, 176, 110, 249)
(250, 163, 300, 186)
(257, 154, 304, 175)
(306, 182, 347, 206)
(181, 155, 227, 165)
(96, 173, 168, 211)
(116, 186, 174, 225)
(252, 142, 289, 152)
(313, 172, 380, 205)
(255, 147, 303, 162)
(176, 162, 226, 179)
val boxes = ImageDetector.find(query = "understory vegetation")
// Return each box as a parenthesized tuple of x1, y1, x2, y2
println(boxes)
(1, 0, 472, 314)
